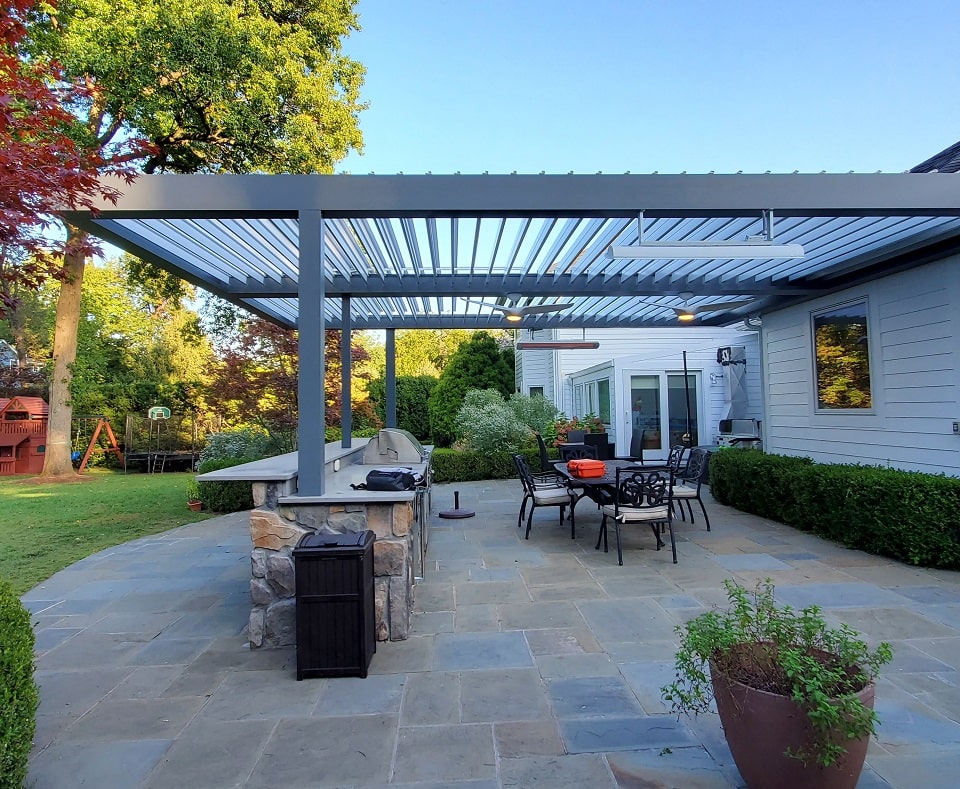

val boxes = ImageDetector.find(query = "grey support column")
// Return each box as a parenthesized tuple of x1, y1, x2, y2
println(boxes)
(340, 295, 352, 448)
(385, 328, 397, 428)
(297, 209, 325, 496)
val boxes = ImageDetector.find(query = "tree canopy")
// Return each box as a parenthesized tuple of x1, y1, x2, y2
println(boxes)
(0, 0, 138, 316)
(27, 0, 366, 175)
(21, 0, 366, 475)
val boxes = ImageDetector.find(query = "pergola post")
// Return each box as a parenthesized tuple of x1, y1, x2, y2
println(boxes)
(340, 295, 352, 448)
(385, 328, 397, 428)
(297, 209, 325, 495)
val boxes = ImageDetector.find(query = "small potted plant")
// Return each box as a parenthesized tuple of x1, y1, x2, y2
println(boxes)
(186, 479, 203, 512)
(662, 579, 892, 789)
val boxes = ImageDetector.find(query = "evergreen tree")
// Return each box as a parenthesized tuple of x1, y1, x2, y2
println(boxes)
(427, 332, 514, 447)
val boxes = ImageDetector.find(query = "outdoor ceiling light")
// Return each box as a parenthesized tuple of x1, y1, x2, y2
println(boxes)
(505, 313, 522, 322)
(677, 311, 696, 322)
(609, 209, 805, 260)
(607, 241, 805, 260)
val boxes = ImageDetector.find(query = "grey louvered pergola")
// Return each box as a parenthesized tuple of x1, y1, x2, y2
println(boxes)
(63, 172, 960, 493)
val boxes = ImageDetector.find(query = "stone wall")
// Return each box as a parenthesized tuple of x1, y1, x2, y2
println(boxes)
(246, 480, 418, 649)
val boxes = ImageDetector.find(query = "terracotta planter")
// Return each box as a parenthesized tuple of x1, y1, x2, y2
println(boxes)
(710, 662, 874, 789)
(187, 500, 203, 512)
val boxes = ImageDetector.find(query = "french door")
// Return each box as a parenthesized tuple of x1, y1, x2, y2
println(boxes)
(622, 372, 700, 459)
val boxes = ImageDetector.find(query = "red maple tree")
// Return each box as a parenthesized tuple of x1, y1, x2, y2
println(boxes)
(0, 0, 141, 316)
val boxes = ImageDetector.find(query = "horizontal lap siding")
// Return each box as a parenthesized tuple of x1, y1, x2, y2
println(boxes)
(554, 327, 761, 448)
(763, 256, 960, 476)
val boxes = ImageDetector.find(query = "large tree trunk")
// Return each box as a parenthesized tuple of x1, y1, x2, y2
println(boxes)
(41, 229, 86, 477)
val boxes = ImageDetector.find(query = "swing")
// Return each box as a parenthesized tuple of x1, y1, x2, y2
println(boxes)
(71, 421, 85, 464)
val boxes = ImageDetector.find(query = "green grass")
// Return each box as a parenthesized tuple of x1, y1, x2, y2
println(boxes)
(0, 470, 214, 596)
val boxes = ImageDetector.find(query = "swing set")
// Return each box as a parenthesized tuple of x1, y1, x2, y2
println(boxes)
(72, 416, 125, 473)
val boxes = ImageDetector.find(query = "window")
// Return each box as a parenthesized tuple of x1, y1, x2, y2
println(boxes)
(813, 300, 872, 409)
(597, 379, 611, 424)
(529, 386, 544, 397)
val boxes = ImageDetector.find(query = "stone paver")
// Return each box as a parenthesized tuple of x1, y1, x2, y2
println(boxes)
(23, 483, 960, 787)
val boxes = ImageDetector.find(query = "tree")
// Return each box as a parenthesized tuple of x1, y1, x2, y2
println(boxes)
(0, 0, 138, 317)
(427, 332, 515, 447)
(366, 375, 437, 440)
(25, 0, 366, 475)
(206, 317, 377, 448)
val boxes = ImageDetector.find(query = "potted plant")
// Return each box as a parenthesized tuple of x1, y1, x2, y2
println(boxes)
(186, 479, 203, 512)
(661, 579, 892, 789)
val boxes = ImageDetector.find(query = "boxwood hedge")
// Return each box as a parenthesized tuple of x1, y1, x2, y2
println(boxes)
(709, 449, 960, 569)
(0, 578, 38, 789)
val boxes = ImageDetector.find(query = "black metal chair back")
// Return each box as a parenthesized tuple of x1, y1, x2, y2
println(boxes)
(559, 443, 598, 462)
(616, 468, 671, 510)
(666, 444, 688, 475)
(629, 430, 645, 463)
(534, 432, 555, 473)
(672, 448, 712, 531)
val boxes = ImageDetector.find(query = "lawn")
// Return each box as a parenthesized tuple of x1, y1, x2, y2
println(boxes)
(0, 470, 213, 596)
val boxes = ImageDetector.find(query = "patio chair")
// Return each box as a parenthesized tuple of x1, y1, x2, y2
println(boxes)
(513, 454, 580, 540)
(596, 467, 677, 565)
(671, 448, 711, 531)
(534, 432, 562, 474)
(614, 429, 645, 464)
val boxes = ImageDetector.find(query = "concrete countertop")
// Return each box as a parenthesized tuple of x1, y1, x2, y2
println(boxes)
(195, 438, 430, 504)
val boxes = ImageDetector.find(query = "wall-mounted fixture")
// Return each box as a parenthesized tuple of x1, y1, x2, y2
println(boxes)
(710, 372, 724, 384)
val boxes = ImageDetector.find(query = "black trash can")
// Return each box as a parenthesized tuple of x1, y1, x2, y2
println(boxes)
(293, 530, 376, 680)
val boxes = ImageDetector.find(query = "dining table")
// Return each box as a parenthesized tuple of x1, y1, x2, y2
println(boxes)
(555, 459, 674, 507)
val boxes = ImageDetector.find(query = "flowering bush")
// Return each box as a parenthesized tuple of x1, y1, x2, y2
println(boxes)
(553, 414, 605, 446)
(455, 389, 533, 454)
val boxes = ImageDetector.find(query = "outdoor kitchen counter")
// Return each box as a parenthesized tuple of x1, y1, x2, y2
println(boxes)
(196, 439, 431, 647)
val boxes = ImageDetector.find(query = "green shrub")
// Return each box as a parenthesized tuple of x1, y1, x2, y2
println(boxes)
(710, 450, 960, 569)
(0, 578, 38, 789)
(198, 427, 272, 466)
(509, 393, 563, 440)
(430, 447, 537, 483)
(455, 389, 532, 454)
(196, 456, 258, 512)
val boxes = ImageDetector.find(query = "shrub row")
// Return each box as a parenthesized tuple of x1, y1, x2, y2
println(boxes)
(196, 456, 258, 512)
(0, 578, 38, 789)
(429, 447, 542, 483)
(709, 449, 960, 569)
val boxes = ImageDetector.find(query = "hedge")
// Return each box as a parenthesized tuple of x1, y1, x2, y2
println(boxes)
(429, 447, 542, 483)
(196, 456, 258, 512)
(0, 578, 38, 789)
(709, 449, 960, 569)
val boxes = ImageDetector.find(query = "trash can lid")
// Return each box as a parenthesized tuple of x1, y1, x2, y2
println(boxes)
(294, 530, 374, 552)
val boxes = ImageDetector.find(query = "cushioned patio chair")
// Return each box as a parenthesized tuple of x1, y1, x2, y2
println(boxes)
(596, 467, 677, 565)
(513, 453, 580, 540)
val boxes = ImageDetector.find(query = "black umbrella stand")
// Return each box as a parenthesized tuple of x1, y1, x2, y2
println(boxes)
(438, 490, 475, 519)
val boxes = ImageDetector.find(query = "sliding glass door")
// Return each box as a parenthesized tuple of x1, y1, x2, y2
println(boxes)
(624, 372, 700, 457)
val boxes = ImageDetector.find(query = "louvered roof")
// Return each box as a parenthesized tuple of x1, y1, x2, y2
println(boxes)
(63, 172, 960, 330)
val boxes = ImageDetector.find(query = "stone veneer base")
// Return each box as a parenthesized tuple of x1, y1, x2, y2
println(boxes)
(246, 479, 418, 649)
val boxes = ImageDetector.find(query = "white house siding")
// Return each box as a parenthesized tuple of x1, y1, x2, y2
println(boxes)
(761, 256, 960, 476)
(518, 327, 761, 456)
(515, 331, 558, 402)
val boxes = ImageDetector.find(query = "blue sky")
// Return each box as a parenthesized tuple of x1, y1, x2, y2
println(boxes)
(340, 0, 960, 176)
